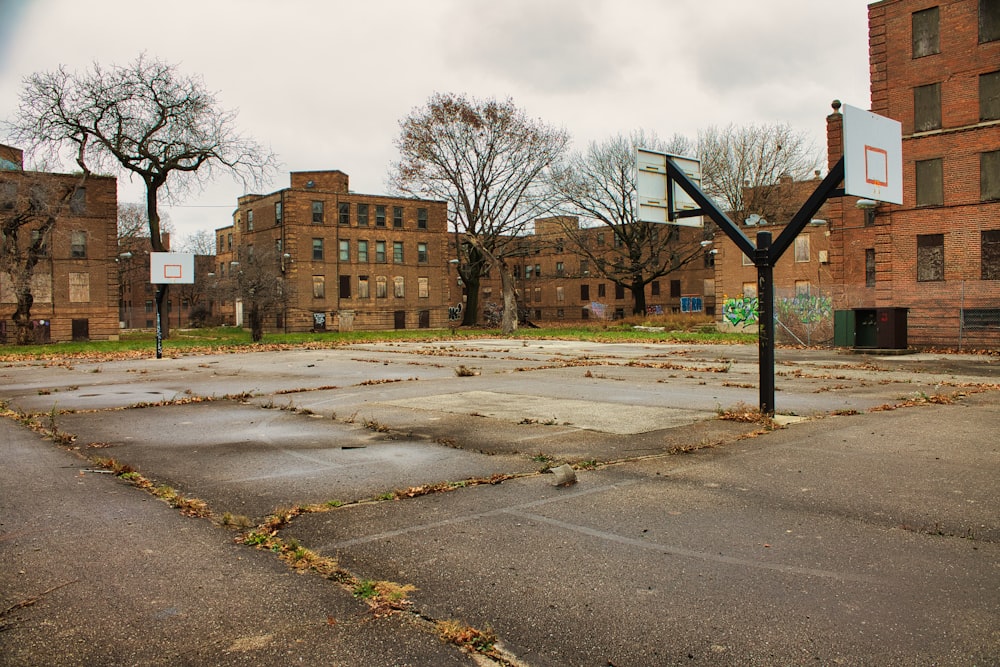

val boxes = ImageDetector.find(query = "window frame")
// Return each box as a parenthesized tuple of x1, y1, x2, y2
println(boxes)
(312, 238, 324, 261)
(338, 202, 350, 225)
(915, 158, 944, 207)
(312, 201, 324, 224)
(917, 233, 945, 282)
(912, 6, 940, 57)
(913, 82, 942, 132)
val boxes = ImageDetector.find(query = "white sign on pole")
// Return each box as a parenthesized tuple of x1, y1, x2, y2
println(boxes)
(150, 252, 195, 284)
(636, 148, 703, 227)
(842, 104, 903, 205)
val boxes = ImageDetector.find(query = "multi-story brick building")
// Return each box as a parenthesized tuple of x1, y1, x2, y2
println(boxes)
(221, 170, 450, 332)
(475, 216, 716, 323)
(0, 144, 119, 343)
(827, 0, 1000, 349)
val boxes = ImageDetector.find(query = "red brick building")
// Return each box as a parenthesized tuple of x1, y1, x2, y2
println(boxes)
(1, 144, 120, 343)
(221, 170, 451, 332)
(828, 0, 1000, 349)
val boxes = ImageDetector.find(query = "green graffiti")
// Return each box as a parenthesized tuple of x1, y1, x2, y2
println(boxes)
(776, 294, 833, 325)
(723, 296, 759, 326)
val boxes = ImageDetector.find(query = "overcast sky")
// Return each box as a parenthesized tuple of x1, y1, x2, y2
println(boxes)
(0, 0, 873, 241)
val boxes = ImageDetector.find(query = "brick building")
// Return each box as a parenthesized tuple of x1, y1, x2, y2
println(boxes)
(118, 241, 217, 330)
(827, 0, 1000, 348)
(220, 170, 450, 332)
(475, 216, 716, 323)
(0, 144, 119, 343)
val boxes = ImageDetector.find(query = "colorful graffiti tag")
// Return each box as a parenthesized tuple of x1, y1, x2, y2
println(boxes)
(722, 296, 759, 326)
(776, 293, 833, 325)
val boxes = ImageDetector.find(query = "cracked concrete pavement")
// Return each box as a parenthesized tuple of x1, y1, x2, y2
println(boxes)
(1, 339, 998, 665)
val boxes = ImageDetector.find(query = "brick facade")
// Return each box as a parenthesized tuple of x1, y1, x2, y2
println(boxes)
(828, 0, 1000, 349)
(0, 166, 119, 343)
(222, 171, 450, 333)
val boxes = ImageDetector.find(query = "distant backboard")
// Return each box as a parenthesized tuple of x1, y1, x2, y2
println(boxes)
(636, 148, 703, 227)
(842, 104, 903, 205)
(150, 252, 195, 285)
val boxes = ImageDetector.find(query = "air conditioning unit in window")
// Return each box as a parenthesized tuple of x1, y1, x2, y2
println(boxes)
(818, 250, 829, 264)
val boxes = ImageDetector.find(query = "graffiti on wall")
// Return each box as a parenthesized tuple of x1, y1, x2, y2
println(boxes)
(722, 295, 759, 326)
(776, 293, 832, 325)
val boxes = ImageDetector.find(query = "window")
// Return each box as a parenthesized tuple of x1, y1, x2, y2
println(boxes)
(358, 275, 370, 298)
(980, 71, 1000, 121)
(312, 201, 324, 223)
(417, 242, 428, 263)
(742, 251, 753, 266)
(915, 158, 943, 206)
(417, 208, 428, 229)
(339, 202, 350, 225)
(534, 264, 541, 277)
(981, 0, 1000, 42)
(393, 241, 404, 263)
(393, 276, 405, 297)
(580, 260, 589, 275)
(227, 233, 233, 250)
(866, 248, 876, 287)
(556, 262, 564, 276)
(982, 230, 1000, 280)
(742, 282, 757, 298)
(704, 250, 715, 268)
(145, 300, 154, 313)
(376, 241, 386, 263)
(670, 280, 681, 298)
(983, 150, 1000, 201)
(339, 275, 351, 299)
(69, 272, 90, 302)
(375, 205, 386, 227)
(651, 281, 660, 296)
(596, 232, 605, 245)
(556, 286, 565, 302)
(525, 264, 534, 279)
(534, 287, 541, 303)
(30, 274, 51, 303)
(794, 235, 810, 262)
(247, 209, 254, 230)
(917, 233, 945, 282)
(393, 206, 403, 228)
(418, 277, 429, 298)
(357, 203, 369, 226)
(339, 240, 349, 262)
(914, 83, 942, 131)
(555, 238, 564, 253)
(70, 231, 86, 258)
(963, 309, 1000, 330)
(615, 284, 625, 299)
(795, 280, 811, 296)
(581, 284, 590, 300)
(70, 187, 86, 214)
(312, 238, 324, 261)
(598, 284, 606, 298)
(358, 240, 369, 263)
(912, 6, 940, 57)
(275, 201, 283, 225)
(312, 275, 326, 298)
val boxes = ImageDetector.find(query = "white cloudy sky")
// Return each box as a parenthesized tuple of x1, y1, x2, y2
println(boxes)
(0, 0, 873, 240)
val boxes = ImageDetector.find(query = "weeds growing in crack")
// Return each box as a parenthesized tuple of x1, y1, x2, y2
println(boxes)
(353, 579, 417, 617)
(437, 619, 501, 659)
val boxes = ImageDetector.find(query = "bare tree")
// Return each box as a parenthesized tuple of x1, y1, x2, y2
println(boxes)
(0, 173, 84, 343)
(549, 130, 708, 316)
(697, 123, 819, 225)
(217, 246, 289, 342)
(5, 54, 278, 338)
(176, 229, 216, 256)
(389, 92, 569, 332)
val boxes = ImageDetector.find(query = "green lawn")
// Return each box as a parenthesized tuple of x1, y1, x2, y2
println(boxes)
(0, 321, 756, 362)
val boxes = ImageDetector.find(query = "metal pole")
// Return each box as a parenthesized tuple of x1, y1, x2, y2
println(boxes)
(756, 231, 775, 415)
(154, 284, 164, 359)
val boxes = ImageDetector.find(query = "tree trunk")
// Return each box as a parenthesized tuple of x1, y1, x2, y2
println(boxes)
(631, 278, 647, 316)
(147, 183, 171, 339)
(500, 259, 518, 335)
(12, 285, 35, 345)
(248, 303, 264, 342)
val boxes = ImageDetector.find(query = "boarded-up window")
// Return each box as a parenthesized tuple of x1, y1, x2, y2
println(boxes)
(69, 272, 90, 302)
(914, 83, 942, 131)
(912, 7, 940, 57)
(983, 230, 1000, 280)
(376, 276, 387, 298)
(742, 282, 757, 298)
(915, 159, 943, 206)
(982, 150, 1000, 201)
(358, 275, 370, 299)
(794, 235, 811, 262)
(556, 286, 564, 302)
(670, 280, 682, 298)
(418, 277, 429, 298)
(917, 234, 944, 282)
(866, 248, 876, 287)
(393, 276, 404, 298)
(981, 0, 1000, 43)
(0, 272, 13, 303)
(31, 273, 52, 303)
(312, 275, 325, 298)
(980, 71, 1000, 121)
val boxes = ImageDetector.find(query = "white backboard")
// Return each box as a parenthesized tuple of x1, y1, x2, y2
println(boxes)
(636, 148, 703, 227)
(842, 104, 903, 205)
(150, 252, 195, 285)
